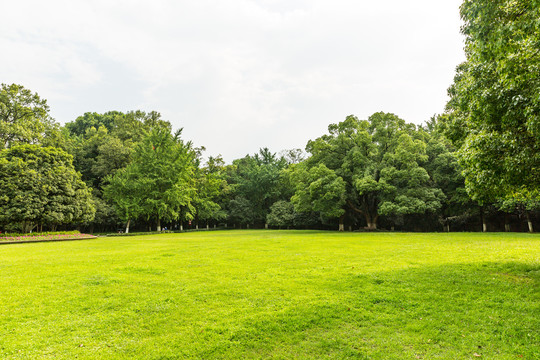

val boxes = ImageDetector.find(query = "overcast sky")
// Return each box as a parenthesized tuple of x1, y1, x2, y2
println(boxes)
(1, 0, 466, 162)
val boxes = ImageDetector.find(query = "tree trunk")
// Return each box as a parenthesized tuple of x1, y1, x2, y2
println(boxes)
(338, 215, 345, 231)
(526, 211, 534, 233)
(206, 223, 209, 230)
(157, 218, 161, 232)
(125, 219, 131, 234)
(196, 224, 199, 230)
(265, 223, 268, 229)
(480, 207, 487, 232)
(180, 224, 183, 231)
(504, 213, 510, 232)
(365, 213, 378, 230)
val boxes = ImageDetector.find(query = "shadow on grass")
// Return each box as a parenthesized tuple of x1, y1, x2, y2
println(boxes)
(189, 261, 539, 359)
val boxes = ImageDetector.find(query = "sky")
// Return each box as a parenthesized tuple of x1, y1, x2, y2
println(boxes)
(1, 0, 466, 162)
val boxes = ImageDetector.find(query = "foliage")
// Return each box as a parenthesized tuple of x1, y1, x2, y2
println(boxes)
(104, 128, 196, 230)
(298, 113, 444, 229)
(0, 84, 60, 148)
(289, 163, 346, 222)
(446, 0, 540, 204)
(0, 144, 95, 232)
(227, 148, 289, 225)
(191, 156, 228, 225)
(266, 200, 296, 228)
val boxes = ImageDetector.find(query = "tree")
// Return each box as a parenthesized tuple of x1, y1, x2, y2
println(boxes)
(104, 128, 196, 231)
(192, 156, 228, 228)
(296, 113, 444, 230)
(423, 121, 474, 231)
(0, 144, 95, 232)
(227, 148, 289, 226)
(446, 0, 540, 209)
(103, 165, 142, 233)
(289, 163, 346, 230)
(0, 84, 59, 148)
(266, 201, 296, 229)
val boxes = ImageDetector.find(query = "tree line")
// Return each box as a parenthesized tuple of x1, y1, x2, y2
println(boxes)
(1, 0, 538, 233)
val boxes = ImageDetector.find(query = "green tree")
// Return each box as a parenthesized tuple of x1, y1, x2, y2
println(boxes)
(297, 113, 444, 230)
(104, 128, 196, 231)
(227, 148, 288, 226)
(0, 84, 59, 148)
(192, 156, 228, 228)
(289, 163, 346, 230)
(0, 144, 95, 232)
(423, 121, 474, 231)
(266, 200, 296, 229)
(446, 0, 540, 208)
(103, 165, 142, 233)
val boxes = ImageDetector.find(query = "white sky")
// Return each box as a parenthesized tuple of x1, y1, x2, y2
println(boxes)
(1, 0, 466, 162)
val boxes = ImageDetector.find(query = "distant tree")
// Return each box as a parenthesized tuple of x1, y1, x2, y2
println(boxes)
(289, 163, 346, 230)
(266, 201, 296, 229)
(104, 128, 196, 231)
(422, 122, 474, 231)
(227, 197, 257, 227)
(103, 165, 142, 233)
(296, 113, 444, 230)
(65, 111, 121, 137)
(0, 84, 59, 148)
(279, 148, 306, 165)
(192, 156, 228, 227)
(227, 148, 288, 226)
(0, 144, 95, 232)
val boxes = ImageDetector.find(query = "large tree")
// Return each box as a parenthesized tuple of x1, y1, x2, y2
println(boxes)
(446, 0, 540, 206)
(295, 113, 444, 230)
(104, 128, 196, 231)
(0, 144, 95, 232)
(0, 84, 60, 148)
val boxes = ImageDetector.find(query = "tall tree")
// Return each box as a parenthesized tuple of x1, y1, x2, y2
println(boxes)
(446, 0, 540, 207)
(104, 128, 196, 231)
(296, 113, 444, 230)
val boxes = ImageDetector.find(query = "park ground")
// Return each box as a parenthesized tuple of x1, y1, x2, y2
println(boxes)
(0, 230, 538, 359)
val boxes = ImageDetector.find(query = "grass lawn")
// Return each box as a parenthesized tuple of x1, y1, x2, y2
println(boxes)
(0, 230, 538, 359)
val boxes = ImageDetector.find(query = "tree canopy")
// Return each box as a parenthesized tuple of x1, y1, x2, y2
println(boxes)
(446, 0, 540, 205)
(0, 144, 95, 232)
(294, 113, 443, 230)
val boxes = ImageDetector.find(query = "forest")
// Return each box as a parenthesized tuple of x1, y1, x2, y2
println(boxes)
(1, 0, 538, 234)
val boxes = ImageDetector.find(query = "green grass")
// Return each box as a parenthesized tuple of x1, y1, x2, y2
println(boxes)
(0, 230, 538, 359)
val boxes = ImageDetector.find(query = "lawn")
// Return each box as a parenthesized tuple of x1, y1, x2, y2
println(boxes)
(0, 230, 538, 359)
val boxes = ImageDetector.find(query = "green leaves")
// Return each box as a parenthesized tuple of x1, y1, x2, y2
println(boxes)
(290, 163, 346, 219)
(295, 112, 443, 229)
(448, 0, 540, 206)
(104, 128, 196, 229)
(0, 84, 58, 149)
(0, 145, 95, 232)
